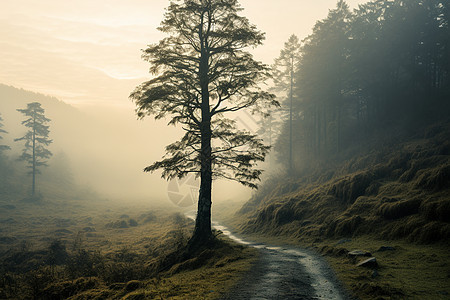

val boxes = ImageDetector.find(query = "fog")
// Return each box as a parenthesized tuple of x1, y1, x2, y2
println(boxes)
(0, 86, 255, 207)
(0, 0, 366, 207)
(1, 1, 448, 299)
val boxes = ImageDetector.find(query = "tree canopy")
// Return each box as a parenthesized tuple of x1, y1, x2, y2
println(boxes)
(131, 0, 276, 244)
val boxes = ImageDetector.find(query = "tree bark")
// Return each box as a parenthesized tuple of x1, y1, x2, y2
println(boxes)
(190, 19, 213, 247)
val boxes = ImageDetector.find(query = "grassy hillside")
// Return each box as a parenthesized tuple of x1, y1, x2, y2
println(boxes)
(234, 120, 450, 299)
(241, 121, 450, 244)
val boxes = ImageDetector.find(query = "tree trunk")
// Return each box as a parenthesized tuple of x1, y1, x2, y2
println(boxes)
(289, 56, 294, 175)
(191, 127, 213, 245)
(189, 23, 213, 248)
(32, 114, 36, 197)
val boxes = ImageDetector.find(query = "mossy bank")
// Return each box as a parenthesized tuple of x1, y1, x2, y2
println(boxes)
(231, 121, 450, 299)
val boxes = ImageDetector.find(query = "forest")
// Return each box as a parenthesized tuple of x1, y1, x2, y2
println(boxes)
(268, 0, 449, 173)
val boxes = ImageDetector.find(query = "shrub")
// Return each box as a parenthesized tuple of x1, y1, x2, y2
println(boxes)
(66, 249, 104, 279)
(46, 240, 68, 266)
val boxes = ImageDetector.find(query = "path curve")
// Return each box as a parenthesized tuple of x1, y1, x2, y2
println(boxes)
(213, 222, 350, 300)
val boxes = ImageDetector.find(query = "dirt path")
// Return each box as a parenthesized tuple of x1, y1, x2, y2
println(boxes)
(214, 223, 350, 300)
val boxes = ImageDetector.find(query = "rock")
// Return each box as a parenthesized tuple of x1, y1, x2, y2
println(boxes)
(120, 214, 130, 219)
(357, 257, 378, 268)
(348, 250, 372, 257)
(377, 246, 396, 252)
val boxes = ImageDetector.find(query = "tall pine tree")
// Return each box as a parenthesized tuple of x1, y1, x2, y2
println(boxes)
(272, 34, 301, 173)
(15, 102, 52, 198)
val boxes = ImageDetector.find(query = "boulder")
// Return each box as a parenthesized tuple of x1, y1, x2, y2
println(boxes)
(377, 246, 396, 252)
(348, 250, 372, 257)
(357, 257, 378, 268)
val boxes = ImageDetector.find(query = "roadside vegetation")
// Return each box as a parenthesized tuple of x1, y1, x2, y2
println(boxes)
(224, 120, 450, 299)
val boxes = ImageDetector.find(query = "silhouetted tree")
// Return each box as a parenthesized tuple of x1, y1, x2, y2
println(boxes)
(0, 113, 10, 154)
(272, 34, 301, 173)
(256, 111, 281, 149)
(298, 0, 352, 156)
(15, 102, 52, 197)
(131, 0, 276, 246)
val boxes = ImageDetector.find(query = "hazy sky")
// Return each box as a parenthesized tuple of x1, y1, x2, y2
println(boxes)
(1, 0, 366, 108)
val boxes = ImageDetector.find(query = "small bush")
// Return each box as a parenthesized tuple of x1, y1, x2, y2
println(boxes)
(128, 219, 138, 227)
(41, 277, 101, 300)
(106, 220, 129, 229)
(24, 266, 55, 299)
(46, 240, 68, 266)
(101, 262, 149, 284)
(66, 249, 104, 279)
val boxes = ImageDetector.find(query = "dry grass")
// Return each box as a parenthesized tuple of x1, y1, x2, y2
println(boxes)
(0, 199, 257, 299)
(320, 237, 450, 300)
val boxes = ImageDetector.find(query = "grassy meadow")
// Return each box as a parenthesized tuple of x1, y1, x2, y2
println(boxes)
(0, 197, 257, 299)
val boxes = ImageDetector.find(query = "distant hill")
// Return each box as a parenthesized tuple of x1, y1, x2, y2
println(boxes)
(0, 84, 73, 111)
(0, 83, 171, 201)
(0, 84, 86, 152)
